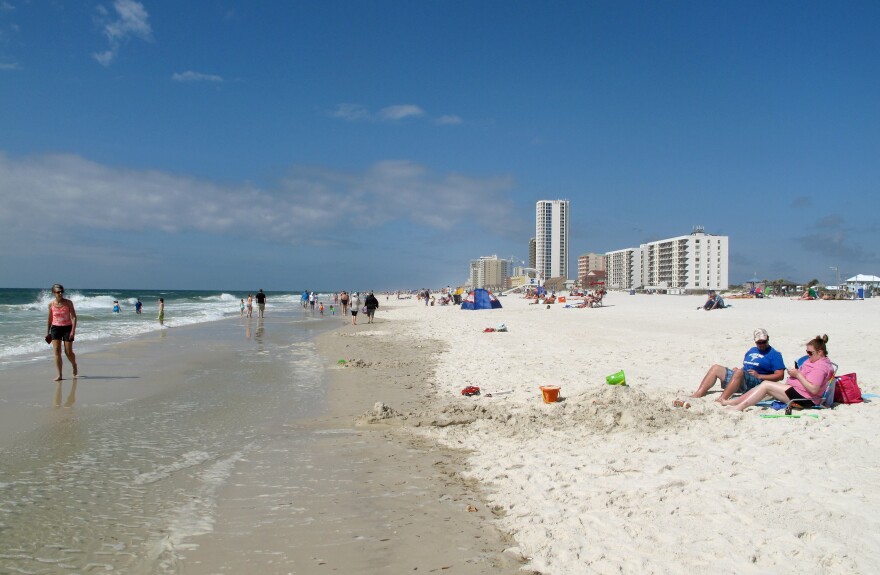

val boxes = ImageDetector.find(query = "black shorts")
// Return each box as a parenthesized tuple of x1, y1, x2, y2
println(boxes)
(350, 309, 358, 315)
(785, 387, 807, 401)
(50, 325, 73, 342)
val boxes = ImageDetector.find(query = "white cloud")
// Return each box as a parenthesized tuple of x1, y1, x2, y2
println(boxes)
(331, 103, 371, 121)
(435, 114, 463, 125)
(0, 153, 519, 254)
(377, 104, 425, 121)
(92, 0, 153, 66)
(172, 70, 223, 83)
(0, 2, 14, 12)
(331, 103, 461, 125)
(0, 61, 19, 70)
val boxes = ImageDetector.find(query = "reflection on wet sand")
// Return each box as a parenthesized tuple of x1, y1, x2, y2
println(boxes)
(54, 377, 78, 408)
(255, 317, 265, 344)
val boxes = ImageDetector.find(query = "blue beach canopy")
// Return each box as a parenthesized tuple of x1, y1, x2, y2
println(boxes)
(461, 288, 502, 310)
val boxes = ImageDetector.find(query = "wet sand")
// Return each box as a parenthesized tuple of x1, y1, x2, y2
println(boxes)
(179, 316, 524, 574)
(0, 307, 521, 574)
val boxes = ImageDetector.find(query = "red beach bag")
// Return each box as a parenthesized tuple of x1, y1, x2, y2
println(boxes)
(833, 373, 863, 404)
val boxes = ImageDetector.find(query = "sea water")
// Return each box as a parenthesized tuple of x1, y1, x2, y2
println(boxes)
(0, 288, 334, 368)
(0, 290, 341, 574)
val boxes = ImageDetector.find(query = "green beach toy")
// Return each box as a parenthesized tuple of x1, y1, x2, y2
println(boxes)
(605, 370, 626, 386)
(337, 359, 347, 365)
(760, 413, 819, 419)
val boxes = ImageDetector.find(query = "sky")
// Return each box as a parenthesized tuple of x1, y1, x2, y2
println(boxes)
(1, 1, 878, 291)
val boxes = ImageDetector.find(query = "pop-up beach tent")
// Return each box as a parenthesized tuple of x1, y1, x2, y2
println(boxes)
(461, 288, 502, 310)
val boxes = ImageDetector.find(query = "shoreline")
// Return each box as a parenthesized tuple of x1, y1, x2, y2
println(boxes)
(176, 308, 525, 574)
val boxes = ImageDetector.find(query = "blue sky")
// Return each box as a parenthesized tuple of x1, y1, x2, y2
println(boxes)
(1, 1, 878, 290)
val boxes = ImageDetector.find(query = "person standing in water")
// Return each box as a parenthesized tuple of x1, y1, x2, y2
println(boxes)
(255, 289, 267, 318)
(46, 283, 77, 381)
(158, 298, 165, 326)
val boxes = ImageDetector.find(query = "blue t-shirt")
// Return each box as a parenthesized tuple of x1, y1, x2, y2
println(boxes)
(742, 346, 785, 374)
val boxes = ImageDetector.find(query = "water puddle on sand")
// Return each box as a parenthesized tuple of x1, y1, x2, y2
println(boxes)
(0, 333, 326, 574)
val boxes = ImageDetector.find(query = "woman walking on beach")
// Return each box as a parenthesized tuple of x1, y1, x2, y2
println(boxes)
(158, 298, 165, 325)
(46, 283, 77, 381)
(350, 292, 361, 325)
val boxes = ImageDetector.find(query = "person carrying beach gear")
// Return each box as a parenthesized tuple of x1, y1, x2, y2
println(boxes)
(690, 328, 785, 402)
(723, 335, 835, 411)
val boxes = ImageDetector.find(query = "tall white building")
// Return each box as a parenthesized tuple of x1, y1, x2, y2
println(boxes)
(606, 248, 643, 290)
(606, 228, 729, 292)
(535, 200, 570, 281)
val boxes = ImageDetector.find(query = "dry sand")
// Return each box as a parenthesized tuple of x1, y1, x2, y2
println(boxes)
(367, 292, 880, 574)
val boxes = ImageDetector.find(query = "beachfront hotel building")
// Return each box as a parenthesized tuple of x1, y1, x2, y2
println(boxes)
(535, 200, 570, 281)
(577, 252, 606, 284)
(528, 238, 536, 270)
(468, 255, 512, 291)
(606, 228, 729, 292)
(607, 248, 643, 290)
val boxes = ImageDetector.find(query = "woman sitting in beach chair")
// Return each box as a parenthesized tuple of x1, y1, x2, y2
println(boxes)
(724, 335, 835, 411)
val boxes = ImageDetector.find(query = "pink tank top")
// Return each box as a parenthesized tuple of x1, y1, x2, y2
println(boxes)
(51, 302, 72, 326)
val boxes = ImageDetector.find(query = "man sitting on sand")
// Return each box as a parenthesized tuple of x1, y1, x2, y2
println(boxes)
(690, 328, 785, 401)
(700, 290, 725, 310)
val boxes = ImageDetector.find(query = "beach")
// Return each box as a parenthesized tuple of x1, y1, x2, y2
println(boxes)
(0, 304, 520, 575)
(372, 292, 880, 574)
(1, 292, 878, 574)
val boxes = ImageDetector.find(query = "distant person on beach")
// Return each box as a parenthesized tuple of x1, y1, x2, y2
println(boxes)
(724, 335, 834, 410)
(255, 289, 267, 318)
(246, 294, 253, 318)
(319, 302, 324, 315)
(340, 291, 349, 316)
(350, 292, 361, 325)
(158, 298, 165, 325)
(301, 290, 308, 309)
(135, 299, 143, 314)
(364, 291, 379, 323)
(240, 298, 245, 317)
(690, 328, 785, 401)
(113, 300, 120, 314)
(700, 290, 725, 310)
(46, 283, 78, 381)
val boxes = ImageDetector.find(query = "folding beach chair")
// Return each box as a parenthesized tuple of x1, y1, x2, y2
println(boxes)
(786, 360, 838, 411)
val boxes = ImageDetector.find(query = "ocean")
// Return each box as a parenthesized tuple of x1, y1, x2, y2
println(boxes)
(0, 288, 333, 368)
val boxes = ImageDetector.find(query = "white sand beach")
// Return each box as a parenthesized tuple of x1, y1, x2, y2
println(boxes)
(3, 293, 877, 574)
(370, 292, 880, 574)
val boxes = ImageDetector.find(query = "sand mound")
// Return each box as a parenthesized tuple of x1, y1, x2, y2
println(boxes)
(405, 386, 702, 439)
(356, 401, 403, 425)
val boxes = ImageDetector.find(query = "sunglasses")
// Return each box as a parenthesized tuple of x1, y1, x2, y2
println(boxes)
(755, 340, 769, 345)
(806, 350, 814, 356)
(53, 290, 64, 294)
